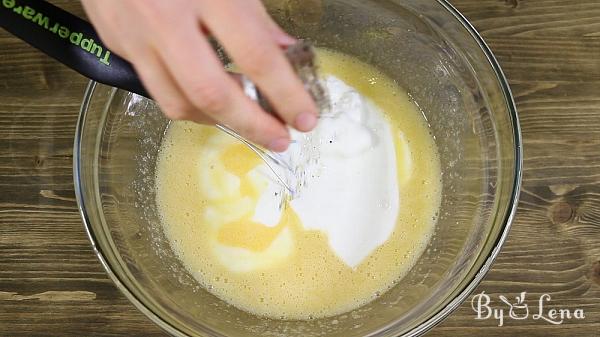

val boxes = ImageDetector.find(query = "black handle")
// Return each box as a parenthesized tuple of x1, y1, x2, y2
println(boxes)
(0, 0, 150, 98)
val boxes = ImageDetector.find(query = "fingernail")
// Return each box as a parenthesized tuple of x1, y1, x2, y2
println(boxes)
(295, 112, 318, 132)
(269, 137, 290, 152)
(276, 33, 297, 47)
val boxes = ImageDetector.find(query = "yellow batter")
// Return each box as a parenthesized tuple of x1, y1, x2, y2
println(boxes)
(155, 49, 442, 320)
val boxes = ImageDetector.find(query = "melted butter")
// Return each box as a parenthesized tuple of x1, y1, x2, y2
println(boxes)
(217, 209, 301, 252)
(155, 49, 442, 320)
(215, 142, 294, 252)
(220, 143, 262, 199)
(217, 219, 285, 252)
(220, 143, 263, 177)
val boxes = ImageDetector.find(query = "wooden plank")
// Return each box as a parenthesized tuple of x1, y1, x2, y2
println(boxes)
(0, 0, 598, 336)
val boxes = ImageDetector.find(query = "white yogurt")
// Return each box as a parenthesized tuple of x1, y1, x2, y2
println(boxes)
(252, 76, 400, 268)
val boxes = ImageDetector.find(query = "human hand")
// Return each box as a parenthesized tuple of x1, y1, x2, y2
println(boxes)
(82, 0, 319, 152)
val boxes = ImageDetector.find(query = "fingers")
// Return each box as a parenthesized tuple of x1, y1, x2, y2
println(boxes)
(83, 0, 213, 125)
(82, 0, 303, 152)
(154, 16, 291, 151)
(197, 0, 319, 132)
(272, 28, 297, 48)
(81, 0, 128, 56)
(132, 49, 214, 125)
(262, 12, 296, 47)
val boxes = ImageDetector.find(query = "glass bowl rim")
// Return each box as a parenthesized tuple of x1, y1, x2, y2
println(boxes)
(72, 1, 523, 336)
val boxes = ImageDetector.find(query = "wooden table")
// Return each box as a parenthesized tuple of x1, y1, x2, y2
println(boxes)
(1, 1, 599, 336)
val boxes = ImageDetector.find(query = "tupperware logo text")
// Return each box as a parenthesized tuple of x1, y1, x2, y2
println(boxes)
(1, 0, 112, 65)
(471, 291, 586, 327)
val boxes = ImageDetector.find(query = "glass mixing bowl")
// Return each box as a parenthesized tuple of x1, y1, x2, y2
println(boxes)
(74, 0, 522, 336)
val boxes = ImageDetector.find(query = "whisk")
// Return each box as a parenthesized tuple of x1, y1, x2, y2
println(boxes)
(221, 41, 330, 198)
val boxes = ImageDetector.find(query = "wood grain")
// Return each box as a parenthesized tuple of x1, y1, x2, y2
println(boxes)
(0, 0, 599, 336)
